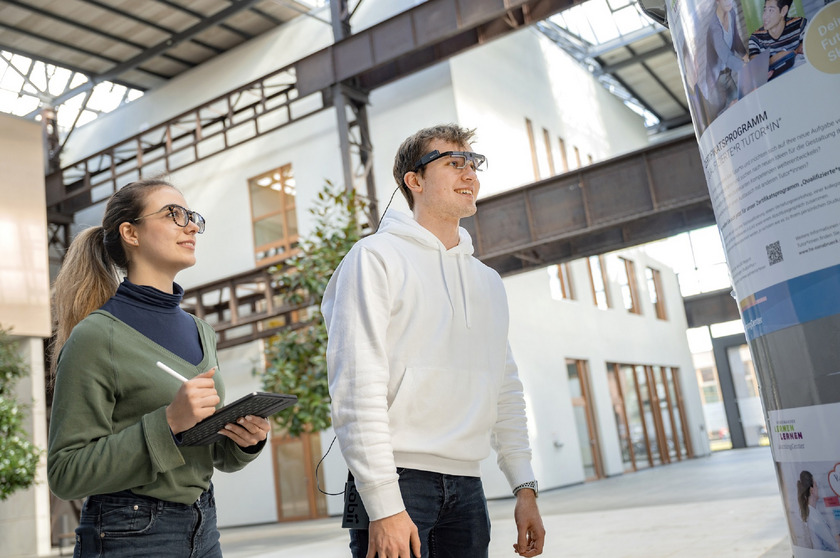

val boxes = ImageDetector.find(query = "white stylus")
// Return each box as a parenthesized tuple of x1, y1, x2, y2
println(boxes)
(156, 361, 189, 383)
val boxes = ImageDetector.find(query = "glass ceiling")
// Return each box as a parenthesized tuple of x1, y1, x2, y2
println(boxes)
(0, 50, 144, 134)
(550, 0, 659, 49)
(546, 0, 664, 127)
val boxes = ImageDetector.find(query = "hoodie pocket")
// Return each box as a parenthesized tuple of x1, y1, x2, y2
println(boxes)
(387, 366, 499, 459)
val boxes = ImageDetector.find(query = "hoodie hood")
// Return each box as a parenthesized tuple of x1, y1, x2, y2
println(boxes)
(377, 209, 475, 327)
(377, 209, 474, 254)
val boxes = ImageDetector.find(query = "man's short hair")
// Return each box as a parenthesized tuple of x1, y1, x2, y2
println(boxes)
(392, 124, 476, 210)
(769, 0, 792, 13)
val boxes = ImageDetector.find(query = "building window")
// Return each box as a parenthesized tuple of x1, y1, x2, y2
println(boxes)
(645, 267, 668, 320)
(249, 164, 298, 264)
(542, 128, 555, 176)
(525, 118, 539, 180)
(615, 257, 641, 314)
(587, 255, 610, 310)
(549, 263, 575, 300)
(696, 366, 722, 404)
(558, 137, 569, 172)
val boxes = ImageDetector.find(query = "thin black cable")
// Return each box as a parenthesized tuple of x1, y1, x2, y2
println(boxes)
(315, 435, 345, 496)
(376, 186, 401, 231)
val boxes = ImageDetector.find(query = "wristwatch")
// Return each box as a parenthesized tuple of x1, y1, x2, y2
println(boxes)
(513, 480, 538, 498)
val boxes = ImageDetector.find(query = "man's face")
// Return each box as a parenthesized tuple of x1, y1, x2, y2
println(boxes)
(762, 0, 788, 29)
(411, 138, 481, 223)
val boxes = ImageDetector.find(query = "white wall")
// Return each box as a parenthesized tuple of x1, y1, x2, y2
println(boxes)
(0, 113, 51, 338)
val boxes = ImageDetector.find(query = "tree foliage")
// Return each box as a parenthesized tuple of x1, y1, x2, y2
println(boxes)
(261, 181, 368, 437)
(0, 327, 42, 501)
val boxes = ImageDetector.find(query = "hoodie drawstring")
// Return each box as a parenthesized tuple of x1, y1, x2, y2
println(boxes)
(439, 248, 456, 315)
(458, 253, 471, 329)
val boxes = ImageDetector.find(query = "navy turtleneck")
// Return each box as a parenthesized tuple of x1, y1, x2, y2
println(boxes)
(101, 279, 204, 365)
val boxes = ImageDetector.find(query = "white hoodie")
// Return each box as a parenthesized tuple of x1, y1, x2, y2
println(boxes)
(322, 210, 534, 521)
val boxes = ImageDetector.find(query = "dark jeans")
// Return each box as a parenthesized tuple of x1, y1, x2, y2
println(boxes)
(73, 485, 222, 558)
(350, 469, 491, 558)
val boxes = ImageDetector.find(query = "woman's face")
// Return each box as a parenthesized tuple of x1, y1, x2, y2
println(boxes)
(129, 186, 201, 275)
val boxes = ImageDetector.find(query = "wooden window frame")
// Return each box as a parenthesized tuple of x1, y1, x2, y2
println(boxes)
(587, 255, 611, 309)
(542, 128, 555, 175)
(557, 262, 575, 300)
(558, 137, 569, 172)
(646, 267, 668, 320)
(525, 118, 540, 180)
(248, 164, 299, 265)
(619, 257, 642, 315)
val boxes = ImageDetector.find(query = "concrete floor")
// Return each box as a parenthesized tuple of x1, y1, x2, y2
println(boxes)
(219, 446, 792, 558)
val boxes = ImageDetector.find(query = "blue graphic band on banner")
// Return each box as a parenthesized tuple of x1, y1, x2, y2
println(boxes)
(742, 264, 840, 341)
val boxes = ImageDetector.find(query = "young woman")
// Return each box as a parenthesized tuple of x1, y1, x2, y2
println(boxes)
(48, 177, 271, 557)
(797, 470, 840, 552)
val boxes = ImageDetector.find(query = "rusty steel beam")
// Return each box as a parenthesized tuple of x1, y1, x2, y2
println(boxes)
(295, 0, 576, 96)
(462, 133, 715, 276)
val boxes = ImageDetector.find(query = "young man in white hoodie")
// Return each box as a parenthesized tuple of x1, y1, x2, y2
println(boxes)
(323, 124, 545, 558)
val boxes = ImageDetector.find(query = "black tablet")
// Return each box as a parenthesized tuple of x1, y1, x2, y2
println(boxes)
(180, 392, 297, 446)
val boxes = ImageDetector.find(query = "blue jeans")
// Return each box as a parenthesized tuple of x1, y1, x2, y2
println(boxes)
(350, 469, 491, 558)
(73, 485, 222, 558)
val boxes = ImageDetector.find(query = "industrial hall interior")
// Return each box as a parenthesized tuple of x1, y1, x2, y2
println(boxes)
(0, 0, 765, 556)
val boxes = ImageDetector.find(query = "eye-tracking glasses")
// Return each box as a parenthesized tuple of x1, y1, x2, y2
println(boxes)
(413, 150, 487, 172)
(132, 204, 206, 234)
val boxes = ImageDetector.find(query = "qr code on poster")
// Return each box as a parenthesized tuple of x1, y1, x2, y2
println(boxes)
(767, 241, 783, 266)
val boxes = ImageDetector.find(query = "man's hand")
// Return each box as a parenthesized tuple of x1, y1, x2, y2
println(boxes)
(367, 510, 421, 558)
(512, 489, 545, 556)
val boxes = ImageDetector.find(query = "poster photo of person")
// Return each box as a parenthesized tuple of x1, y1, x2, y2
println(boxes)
(668, 0, 835, 135)
(777, 460, 840, 555)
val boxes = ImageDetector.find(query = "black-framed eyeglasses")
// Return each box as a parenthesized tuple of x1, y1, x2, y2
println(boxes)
(132, 204, 206, 234)
(413, 150, 487, 172)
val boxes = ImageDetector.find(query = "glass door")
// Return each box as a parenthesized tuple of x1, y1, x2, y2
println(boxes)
(607, 364, 636, 471)
(566, 359, 604, 480)
(635, 365, 661, 467)
(728, 344, 770, 447)
(271, 432, 328, 521)
(608, 363, 693, 471)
